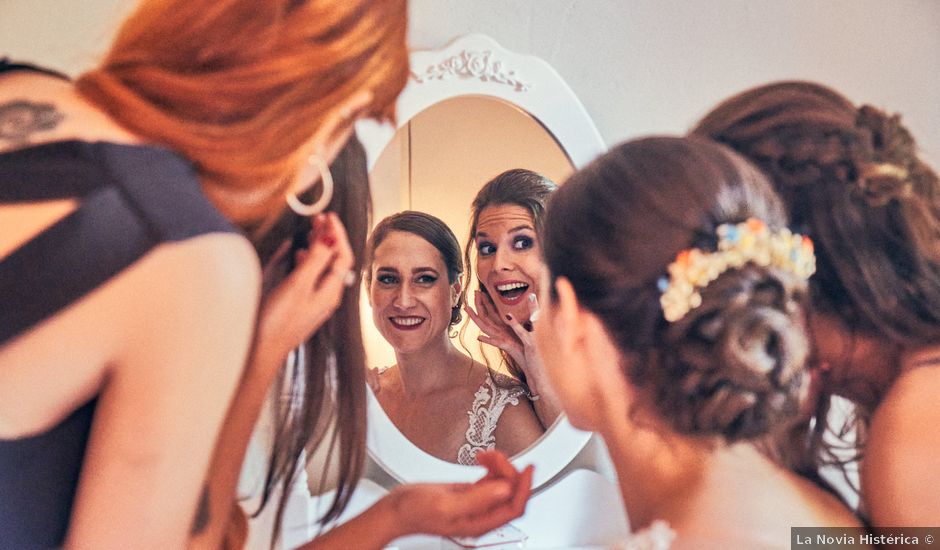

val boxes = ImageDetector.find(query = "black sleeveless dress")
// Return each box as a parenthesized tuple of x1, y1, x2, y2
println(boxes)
(0, 59, 239, 549)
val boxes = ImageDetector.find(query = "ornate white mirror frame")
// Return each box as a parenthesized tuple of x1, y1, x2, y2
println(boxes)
(357, 33, 606, 489)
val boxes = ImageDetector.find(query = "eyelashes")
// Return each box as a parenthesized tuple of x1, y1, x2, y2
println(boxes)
(477, 236, 535, 256)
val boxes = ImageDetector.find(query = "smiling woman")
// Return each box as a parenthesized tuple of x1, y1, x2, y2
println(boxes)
(364, 211, 545, 465)
(462, 169, 564, 428)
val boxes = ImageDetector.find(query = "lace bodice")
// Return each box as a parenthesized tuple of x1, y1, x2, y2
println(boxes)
(457, 372, 526, 465)
(373, 367, 526, 466)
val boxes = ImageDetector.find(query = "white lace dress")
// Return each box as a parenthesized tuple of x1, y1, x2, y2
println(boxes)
(372, 367, 527, 466)
(457, 372, 526, 466)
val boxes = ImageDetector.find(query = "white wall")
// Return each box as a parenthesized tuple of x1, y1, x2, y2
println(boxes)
(409, 0, 940, 162)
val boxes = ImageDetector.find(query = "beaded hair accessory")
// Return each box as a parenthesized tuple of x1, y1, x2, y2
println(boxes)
(658, 218, 816, 322)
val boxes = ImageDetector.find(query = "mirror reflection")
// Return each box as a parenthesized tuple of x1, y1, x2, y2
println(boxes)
(361, 96, 573, 464)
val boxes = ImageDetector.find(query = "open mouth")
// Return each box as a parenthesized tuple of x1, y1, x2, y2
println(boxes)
(495, 281, 529, 305)
(389, 316, 426, 330)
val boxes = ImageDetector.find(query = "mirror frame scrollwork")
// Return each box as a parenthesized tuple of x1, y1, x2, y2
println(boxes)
(357, 33, 605, 489)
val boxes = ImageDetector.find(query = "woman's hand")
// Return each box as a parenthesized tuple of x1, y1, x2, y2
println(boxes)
(465, 291, 564, 427)
(386, 451, 534, 539)
(256, 212, 354, 366)
(465, 291, 544, 391)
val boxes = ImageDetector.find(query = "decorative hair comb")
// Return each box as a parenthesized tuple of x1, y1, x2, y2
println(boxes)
(658, 218, 816, 322)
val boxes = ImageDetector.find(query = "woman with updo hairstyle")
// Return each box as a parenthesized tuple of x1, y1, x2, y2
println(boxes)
(534, 137, 861, 547)
(693, 81, 940, 526)
(366, 211, 543, 466)
(462, 169, 564, 428)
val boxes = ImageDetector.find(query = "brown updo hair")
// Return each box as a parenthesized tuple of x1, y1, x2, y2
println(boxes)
(366, 211, 464, 325)
(543, 137, 810, 442)
(692, 81, 940, 347)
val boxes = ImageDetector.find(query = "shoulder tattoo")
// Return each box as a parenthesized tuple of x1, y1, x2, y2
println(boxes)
(0, 99, 64, 146)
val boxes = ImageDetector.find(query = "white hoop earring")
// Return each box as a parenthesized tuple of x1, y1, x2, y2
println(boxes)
(286, 153, 334, 217)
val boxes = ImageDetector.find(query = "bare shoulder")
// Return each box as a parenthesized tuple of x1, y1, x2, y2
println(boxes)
(0, 72, 142, 151)
(110, 233, 260, 350)
(862, 365, 940, 525)
(137, 233, 261, 313)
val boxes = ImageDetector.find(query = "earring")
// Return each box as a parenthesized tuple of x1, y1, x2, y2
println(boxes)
(286, 153, 334, 217)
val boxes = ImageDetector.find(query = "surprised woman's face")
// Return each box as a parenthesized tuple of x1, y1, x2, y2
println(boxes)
(473, 204, 544, 324)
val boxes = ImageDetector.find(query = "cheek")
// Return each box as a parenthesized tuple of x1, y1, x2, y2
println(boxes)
(519, 251, 544, 281)
(428, 288, 453, 318)
(476, 256, 494, 280)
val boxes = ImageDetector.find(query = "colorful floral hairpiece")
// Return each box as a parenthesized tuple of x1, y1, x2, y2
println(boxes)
(658, 218, 816, 322)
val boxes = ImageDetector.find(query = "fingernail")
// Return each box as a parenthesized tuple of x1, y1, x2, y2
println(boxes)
(320, 233, 336, 247)
(528, 293, 536, 303)
(529, 309, 540, 323)
(505, 314, 512, 321)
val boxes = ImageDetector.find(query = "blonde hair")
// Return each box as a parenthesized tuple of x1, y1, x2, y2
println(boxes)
(76, 0, 409, 227)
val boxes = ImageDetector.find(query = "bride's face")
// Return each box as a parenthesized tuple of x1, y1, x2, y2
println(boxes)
(369, 231, 457, 355)
(473, 204, 544, 323)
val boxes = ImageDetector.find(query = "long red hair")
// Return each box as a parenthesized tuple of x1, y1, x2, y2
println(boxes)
(75, 0, 408, 227)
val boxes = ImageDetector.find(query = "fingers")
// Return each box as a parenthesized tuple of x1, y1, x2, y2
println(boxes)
(444, 480, 516, 537)
(512, 465, 534, 514)
(475, 450, 516, 483)
(315, 213, 354, 291)
(449, 469, 532, 537)
(474, 451, 533, 527)
(467, 292, 502, 335)
(476, 290, 504, 326)
(291, 231, 337, 291)
(527, 292, 540, 323)
(503, 313, 533, 343)
(477, 333, 510, 350)
(307, 215, 354, 318)
(477, 451, 533, 513)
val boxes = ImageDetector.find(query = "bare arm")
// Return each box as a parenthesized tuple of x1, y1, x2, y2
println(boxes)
(62, 235, 261, 549)
(465, 291, 563, 429)
(190, 214, 354, 549)
(862, 365, 940, 527)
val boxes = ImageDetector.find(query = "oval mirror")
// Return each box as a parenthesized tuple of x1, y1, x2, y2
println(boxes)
(357, 34, 605, 489)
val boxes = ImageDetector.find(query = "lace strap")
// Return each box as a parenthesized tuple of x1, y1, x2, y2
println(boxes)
(456, 372, 524, 465)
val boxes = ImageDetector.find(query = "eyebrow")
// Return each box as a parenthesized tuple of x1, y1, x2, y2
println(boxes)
(475, 225, 534, 238)
(375, 266, 440, 276)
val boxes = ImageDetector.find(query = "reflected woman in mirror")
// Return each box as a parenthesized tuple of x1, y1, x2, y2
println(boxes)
(535, 137, 862, 548)
(463, 169, 564, 429)
(366, 211, 544, 465)
(693, 81, 940, 527)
